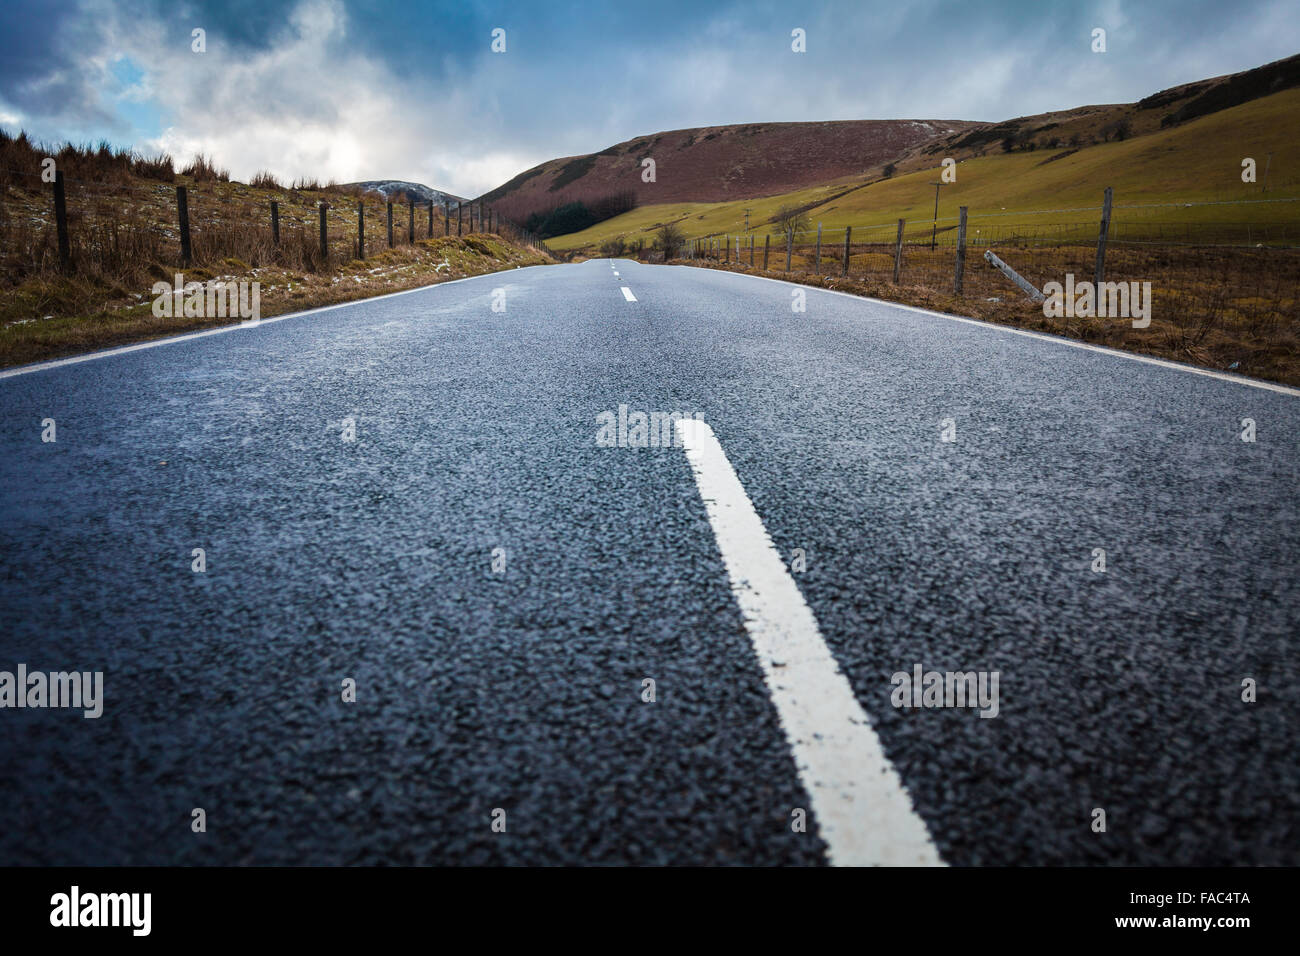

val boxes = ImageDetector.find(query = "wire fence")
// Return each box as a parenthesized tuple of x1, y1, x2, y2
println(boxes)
(0, 165, 553, 292)
(677, 194, 1300, 351)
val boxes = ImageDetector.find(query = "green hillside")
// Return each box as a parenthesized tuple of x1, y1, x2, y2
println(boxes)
(549, 86, 1300, 252)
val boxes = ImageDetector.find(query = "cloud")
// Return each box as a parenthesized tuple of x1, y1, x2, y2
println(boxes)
(139, 0, 527, 194)
(2, 0, 1297, 196)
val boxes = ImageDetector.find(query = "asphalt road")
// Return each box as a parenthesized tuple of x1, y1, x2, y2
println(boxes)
(0, 259, 1296, 865)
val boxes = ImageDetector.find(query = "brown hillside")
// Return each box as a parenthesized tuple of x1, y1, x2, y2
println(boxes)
(481, 119, 978, 223)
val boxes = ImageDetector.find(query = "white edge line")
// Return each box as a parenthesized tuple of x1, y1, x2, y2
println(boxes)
(675, 417, 944, 867)
(681, 265, 1300, 398)
(0, 265, 552, 380)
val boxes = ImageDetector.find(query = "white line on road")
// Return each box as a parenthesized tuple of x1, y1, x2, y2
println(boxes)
(621, 287, 637, 302)
(675, 418, 944, 867)
(613, 271, 620, 276)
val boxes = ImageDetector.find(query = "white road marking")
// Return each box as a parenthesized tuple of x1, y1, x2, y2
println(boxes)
(675, 418, 944, 867)
(613, 271, 620, 276)
(621, 287, 637, 302)
(0, 269, 544, 380)
(709, 268, 1300, 398)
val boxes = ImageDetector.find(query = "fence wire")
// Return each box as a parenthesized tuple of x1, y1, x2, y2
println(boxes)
(682, 211, 1299, 358)
(0, 166, 548, 291)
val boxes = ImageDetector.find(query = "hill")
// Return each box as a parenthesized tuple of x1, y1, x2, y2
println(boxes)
(479, 119, 979, 226)
(541, 53, 1300, 252)
(346, 180, 467, 207)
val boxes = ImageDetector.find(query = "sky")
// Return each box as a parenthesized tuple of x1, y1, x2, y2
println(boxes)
(1, 0, 1296, 197)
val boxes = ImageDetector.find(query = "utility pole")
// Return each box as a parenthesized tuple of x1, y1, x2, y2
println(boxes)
(929, 182, 944, 251)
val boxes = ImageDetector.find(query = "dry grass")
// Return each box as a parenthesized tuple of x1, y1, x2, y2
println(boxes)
(2, 161, 538, 318)
(179, 152, 229, 183)
(0, 128, 176, 189)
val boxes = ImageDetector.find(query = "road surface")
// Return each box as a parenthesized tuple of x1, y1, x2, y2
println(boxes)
(1, 259, 1296, 865)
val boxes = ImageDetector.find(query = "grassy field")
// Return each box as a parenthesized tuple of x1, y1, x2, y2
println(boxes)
(548, 87, 1300, 251)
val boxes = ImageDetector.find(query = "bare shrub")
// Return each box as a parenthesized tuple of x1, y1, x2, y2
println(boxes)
(181, 153, 230, 183)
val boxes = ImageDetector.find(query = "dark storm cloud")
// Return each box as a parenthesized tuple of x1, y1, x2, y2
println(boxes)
(1, 0, 1295, 194)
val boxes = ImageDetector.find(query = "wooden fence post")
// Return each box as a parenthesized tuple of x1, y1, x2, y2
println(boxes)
(457, 203, 463, 236)
(815, 222, 822, 274)
(764, 234, 770, 270)
(750, 235, 755, 266)
(53, 171, 70, 271)
(357, 201, 365, 259)
(785, 231, 792, 271)
(725, 235, 730, 263)
(444, 204, 450, 236)
(408, 198, 415, 243)
(842, 225, 851, 276)
(270, 200, 280, 245)
(176, 185, 192, 266)
(984, 250, 1045, 302)
(954, 206, 968, 294)
(319, 202, 328, 262)
(893, 218, 905, 283)
(1095, 186, 1113, 287)
(428, 200, 433, 238)
(387, 202, 394, 247)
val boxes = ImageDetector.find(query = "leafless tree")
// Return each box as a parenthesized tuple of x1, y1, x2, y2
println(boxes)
(771, 204, 809, 242)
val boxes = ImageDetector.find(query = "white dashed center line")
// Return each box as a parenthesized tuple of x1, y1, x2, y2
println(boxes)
(675, 418, 944, 867)
(621, 287, 637, 302)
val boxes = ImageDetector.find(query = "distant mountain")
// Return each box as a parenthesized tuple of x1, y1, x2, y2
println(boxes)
(346, 180, 468, 207)
(478, 119, 979, 224)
